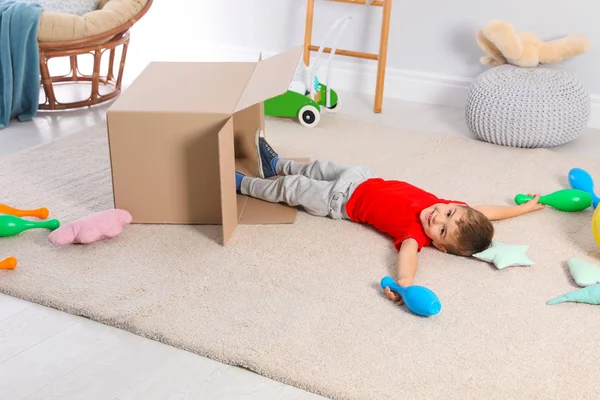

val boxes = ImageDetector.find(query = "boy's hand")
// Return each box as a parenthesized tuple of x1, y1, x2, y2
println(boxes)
(520, 194, 546, 212)
(475, 195, 545, 221)
(384, 286, 403, 304)
(383, 278, 412, 305)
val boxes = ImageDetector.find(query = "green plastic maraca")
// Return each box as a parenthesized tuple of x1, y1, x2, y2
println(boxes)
(0, 214, 60, 237)
(515, 189, 592, 212)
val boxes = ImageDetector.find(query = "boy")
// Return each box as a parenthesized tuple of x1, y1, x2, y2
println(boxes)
(236, 130, 545, 304)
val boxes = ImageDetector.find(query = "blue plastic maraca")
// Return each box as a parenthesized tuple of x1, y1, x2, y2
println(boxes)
(569, 168, 599, 209)
(380, 276, 442, 317)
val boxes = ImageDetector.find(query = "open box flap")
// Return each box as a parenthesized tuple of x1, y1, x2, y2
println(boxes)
(110, 61, 257, 115)
(233, 46, 304, 113)
(237, 195, 298, 225)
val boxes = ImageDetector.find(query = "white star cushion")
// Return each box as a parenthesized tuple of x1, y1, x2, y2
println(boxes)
(568, 258, 600, 287)
(472, 240, 535, 269)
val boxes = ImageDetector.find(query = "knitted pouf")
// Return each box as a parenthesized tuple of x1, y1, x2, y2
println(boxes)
(465, 65, 590, 148)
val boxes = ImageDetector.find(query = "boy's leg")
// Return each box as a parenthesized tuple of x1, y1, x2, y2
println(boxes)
(277, 159, 351, 181)
(239, 174, 333, 217)
(255, 129, 353, 181)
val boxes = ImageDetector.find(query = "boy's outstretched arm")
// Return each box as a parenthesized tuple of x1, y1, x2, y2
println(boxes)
(384, 238, 419, 304)
(473, 194, 545, 221)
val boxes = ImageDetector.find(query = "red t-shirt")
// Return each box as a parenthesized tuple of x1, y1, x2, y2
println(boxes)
(345, 178, 466, 251)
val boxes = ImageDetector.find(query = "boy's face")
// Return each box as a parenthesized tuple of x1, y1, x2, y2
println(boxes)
(419, 203, 466, 252)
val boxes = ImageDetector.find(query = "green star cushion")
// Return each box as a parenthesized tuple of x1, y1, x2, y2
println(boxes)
(472, 240, 535, 270)
(568, 258, 600, 287)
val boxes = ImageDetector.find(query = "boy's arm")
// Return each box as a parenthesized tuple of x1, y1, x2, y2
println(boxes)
(473, 194, 545, 221)
(384, 238, 419, 304)
(396, 238, 419, 286)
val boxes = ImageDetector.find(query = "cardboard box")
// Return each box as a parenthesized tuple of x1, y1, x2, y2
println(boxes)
(106, 46, 305, 244)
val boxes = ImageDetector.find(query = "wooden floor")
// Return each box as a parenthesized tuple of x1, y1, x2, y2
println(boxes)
(0, 294, 319, 400)
(1, 81, 598, 399)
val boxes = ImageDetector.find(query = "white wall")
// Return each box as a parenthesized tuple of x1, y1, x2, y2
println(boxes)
(127, 0, 600, 124)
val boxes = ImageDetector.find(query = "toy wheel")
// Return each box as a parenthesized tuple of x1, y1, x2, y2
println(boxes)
(298, 105, 320, 128)
(326, 97, 340, 113)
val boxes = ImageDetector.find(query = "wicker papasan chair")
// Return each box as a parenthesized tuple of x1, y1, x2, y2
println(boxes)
(37, 0, 152, 110)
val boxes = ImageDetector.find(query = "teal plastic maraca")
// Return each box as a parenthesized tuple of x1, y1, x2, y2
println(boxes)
(380, 276, 441, 317)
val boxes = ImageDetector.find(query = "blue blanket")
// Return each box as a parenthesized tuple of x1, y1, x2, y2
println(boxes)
(0, 0, 43, 129)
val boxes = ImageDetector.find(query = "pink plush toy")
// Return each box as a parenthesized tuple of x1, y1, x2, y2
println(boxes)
(48, 209, 132, 245)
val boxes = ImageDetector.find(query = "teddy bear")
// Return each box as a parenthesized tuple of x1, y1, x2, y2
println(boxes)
(476, 19, 590, 68)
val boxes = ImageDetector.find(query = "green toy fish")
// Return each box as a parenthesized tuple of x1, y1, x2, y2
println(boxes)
(547, 284, 600, 305)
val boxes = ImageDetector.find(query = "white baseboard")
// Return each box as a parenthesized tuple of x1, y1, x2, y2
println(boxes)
(223, 45, 473, 106)
(124, 42, 600, 129)
(318, 59, 474, 108)
(228, 46, 600, 129)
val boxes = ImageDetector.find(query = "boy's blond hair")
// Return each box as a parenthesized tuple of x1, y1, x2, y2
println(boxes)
(445, 206, 493, 256)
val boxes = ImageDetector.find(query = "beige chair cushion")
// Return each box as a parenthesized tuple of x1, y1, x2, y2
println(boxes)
(37, 0, 149, 44)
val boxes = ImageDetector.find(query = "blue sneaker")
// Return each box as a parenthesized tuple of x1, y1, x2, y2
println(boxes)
(255, 129, 279, 179)
(235, 171, 245, 192)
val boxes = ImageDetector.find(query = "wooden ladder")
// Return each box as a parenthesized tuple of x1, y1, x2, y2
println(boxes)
(303, 0, 393, 113)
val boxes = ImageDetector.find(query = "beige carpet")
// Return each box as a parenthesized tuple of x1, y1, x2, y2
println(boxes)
(1, 116, 600, 400)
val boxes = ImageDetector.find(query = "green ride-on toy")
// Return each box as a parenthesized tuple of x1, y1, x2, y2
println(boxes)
(264, 15, 351, 128)
(264, 80, 339, 128)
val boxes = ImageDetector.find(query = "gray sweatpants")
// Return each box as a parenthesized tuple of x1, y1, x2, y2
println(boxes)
(240, 159, 375, 219)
